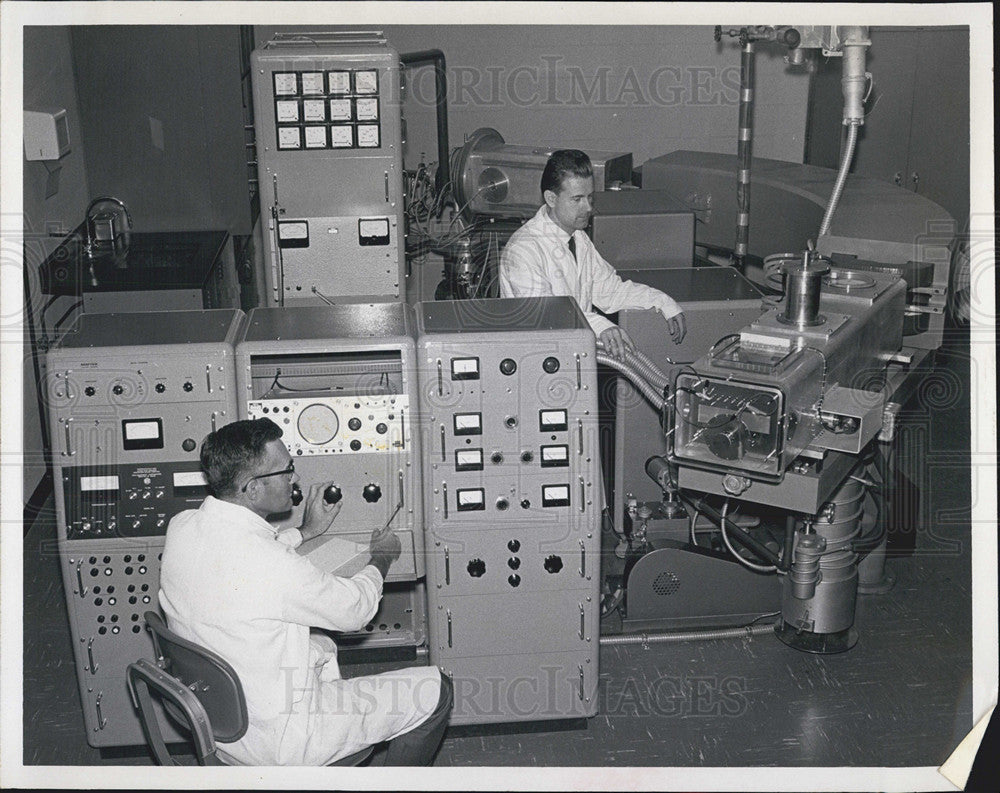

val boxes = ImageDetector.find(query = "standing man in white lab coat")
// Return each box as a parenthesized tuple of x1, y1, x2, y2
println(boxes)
(159, 417, 452, 766)
(499, 149, 687, 359)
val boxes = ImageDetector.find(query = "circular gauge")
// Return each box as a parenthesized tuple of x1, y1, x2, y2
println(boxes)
(297, 403, 339, 445)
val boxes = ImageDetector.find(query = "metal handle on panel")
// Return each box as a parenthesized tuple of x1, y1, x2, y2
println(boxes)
(205, 364, 212, 394)
(384, 171, 390, 203)
(578, 665, 585, 701)
(579, 476, 586, 513)
(399, 409, 406, 449)
(579, 539, 586, 578)
(575, 353, 581, 390)
(444, 547, 451, 585)
(446, 609, 453, 648)
(87, 636, 98, 674)
(579, 603, 585, 639)
(911, 171, 920, 190)
(397, 470, 405, 509)
(63, 418, 74, 456)
(211, 412, 218, 433)
(75, 560, 87, 597)
(94, 691, 107, 730)
(577, 419, 584, 456)
(440, 424, 446, 462)
(436, 359, 443, 396)
(442, 483, 448, 519)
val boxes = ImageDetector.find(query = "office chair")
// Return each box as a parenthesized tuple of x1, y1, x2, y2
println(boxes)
(128, 610, 372, 766)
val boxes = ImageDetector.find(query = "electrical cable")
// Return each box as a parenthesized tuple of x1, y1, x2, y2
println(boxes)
(719, 498, 777, 573)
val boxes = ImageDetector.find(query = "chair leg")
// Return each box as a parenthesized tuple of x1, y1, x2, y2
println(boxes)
(131, 677, 179, 766)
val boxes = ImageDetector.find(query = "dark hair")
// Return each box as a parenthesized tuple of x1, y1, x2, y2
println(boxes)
(199, 418, 283, 497)
(540, 149, 593, 197)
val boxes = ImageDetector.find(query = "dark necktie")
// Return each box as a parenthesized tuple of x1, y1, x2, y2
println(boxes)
(567, 235, 577, 261)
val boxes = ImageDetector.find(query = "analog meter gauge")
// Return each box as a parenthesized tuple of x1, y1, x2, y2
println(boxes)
(273, 72, 297, 95)
(327, 70, 351, 94)
(355, 98, 379, 121)
(275, 100, 299, 123)
(298, 403, 339, 445)
(357, 124, 380, 148)
(300, 72, 325, 95)
(328, 98, 352, 122)
(302, 99, 326, 122)
(277, 127, 302, 149)
(354, 69, 378, 94)
(304, 126, 327, 148)
(330, 126, 353, 148)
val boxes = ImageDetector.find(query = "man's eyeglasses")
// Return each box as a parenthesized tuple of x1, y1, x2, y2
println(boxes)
(241, 462, 295, 492)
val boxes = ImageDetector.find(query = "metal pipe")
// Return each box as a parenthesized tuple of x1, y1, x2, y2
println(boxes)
(678, 491, 784, 568)
(400, 49, 451, 194)
(734, 39, 756, 270)
(600, 621, 776, 646)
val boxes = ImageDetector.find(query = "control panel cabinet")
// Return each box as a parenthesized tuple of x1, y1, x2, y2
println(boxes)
(416, 297, 603, 725)
(46, 309, 244, 747)
(235, 303, 426, 650)
(251, 32, 405, 306)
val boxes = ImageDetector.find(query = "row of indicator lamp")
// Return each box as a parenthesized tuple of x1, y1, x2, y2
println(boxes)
(273, 69, 379, 97)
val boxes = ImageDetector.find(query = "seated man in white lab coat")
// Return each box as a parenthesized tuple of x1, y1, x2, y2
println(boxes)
(499, 149, 687, 359)
(159, 417, 452, 766)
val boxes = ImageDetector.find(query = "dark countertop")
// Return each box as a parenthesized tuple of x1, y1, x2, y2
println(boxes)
(40, 227, 228, 295)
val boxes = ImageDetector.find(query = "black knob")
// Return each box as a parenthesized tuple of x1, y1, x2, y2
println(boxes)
(290, 483, 304, 506)
(499, 358, 517, 376)
(183, 381, 194, 392)
(362, 483, 382, 503)
(496, 498, 509, 511)
(350, 440, 362, 451)
(520, 450, 533, 463)
(491, 451, 504, 465)
(508, 574, 521, 587)
(181, 438, 197, 452)
(508, 539, 521, 552)
(520, 499, 531, 509)
(508, 556, 520, 570)
(544, 554, 564, 574)
(467, 558, 486, 578)
(542, 356, 560, 373)
(112, 384, 124, 395)
(323, 485, 342, 504)
(155, 383, 166, 393)
(348, 417, 362, 431)
(375, 422, 388, 434)
(84, 386, 95, 397)
(504, 416, 518, 428)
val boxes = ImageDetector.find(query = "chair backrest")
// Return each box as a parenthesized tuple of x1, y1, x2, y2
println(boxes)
(127, 658, 222, 765)
(144, 610, 248, 743)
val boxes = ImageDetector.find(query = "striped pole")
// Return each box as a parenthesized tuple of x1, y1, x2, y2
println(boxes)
(734, 38, 756, 271)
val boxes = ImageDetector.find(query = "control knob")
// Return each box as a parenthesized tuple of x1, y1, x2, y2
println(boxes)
(323, 485, 343, 505)
(290, 483, 304, 506)
(362, 483, 382, 503)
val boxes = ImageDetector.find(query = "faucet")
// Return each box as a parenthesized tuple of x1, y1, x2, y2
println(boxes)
(83, 196, 133, 258)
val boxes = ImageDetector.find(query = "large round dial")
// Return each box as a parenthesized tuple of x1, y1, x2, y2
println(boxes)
(297, 403, 339, 445)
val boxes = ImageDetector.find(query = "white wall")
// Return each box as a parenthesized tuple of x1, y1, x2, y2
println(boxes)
(22, 26, 91, 502)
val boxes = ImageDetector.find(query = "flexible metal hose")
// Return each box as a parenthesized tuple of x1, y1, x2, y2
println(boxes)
(596, 352, 665, 410)
(818, 122, 859, 237)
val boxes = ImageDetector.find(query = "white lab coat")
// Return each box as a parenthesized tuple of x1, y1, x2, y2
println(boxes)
(499, 205, 682, 335)
(159, 496, 442, 765)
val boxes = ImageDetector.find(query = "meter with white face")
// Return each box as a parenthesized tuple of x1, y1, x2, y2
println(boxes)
(328, 98, 352, 122)
(327, 70, 350, 94)
(302, 99, 326, 122)
(300, 72, 325, 95)
(276, 100, 300, 123)
(304, 126, 327, 148)
(357, 124, 380, 148)
(273, 72, 297, 95)
(354, 69, 378, 94)
(330, 126, 353, 148)
(277, 127, 301, 149)
(355, 98, 379, 121)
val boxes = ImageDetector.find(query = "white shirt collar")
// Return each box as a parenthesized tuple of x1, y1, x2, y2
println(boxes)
(539, 205, 575, 245)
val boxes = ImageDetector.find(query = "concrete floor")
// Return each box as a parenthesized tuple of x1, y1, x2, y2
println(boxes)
(19, 328, 977, 781)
